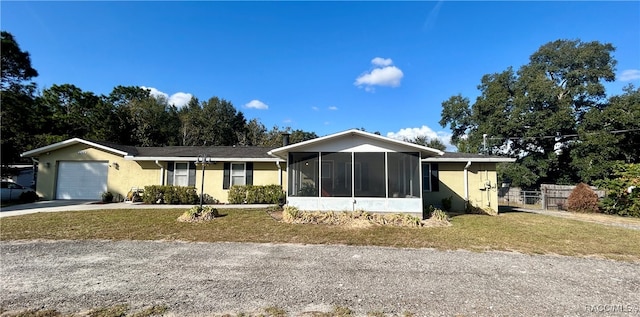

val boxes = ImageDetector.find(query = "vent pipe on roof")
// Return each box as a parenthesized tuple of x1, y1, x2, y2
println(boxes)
(282, 133, 290, 146)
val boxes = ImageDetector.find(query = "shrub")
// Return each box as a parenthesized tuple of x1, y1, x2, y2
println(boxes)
(177, 206, 219, 222)
(228, 185, 248, 204)
(101, 191, 114, 203)
(228, 185, 285, 204)
(441, 196, 452, 211)
(566, 183, 600, 213)
(143, 185, 199, 204)
(19, 191, 39, 203)
(281, 207, 445, 228)
(595, 163, 640, 217)
(430, 208, 449, 222)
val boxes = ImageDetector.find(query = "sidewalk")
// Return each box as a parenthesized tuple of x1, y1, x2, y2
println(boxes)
(0, 201, 272, 218)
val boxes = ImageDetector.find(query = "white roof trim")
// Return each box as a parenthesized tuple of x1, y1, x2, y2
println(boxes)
(21, 138, 129, 157)
(125, 156, 282, 162)
(422, 157, 516, 163)
(268, 129, 444, 159)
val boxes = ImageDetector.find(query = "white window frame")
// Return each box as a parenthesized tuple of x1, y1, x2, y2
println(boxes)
(173, 162, 190, 186)
(231, 162, 246, 186)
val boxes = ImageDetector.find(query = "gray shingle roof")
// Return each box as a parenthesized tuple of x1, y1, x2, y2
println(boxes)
(133, 146, 277, 159)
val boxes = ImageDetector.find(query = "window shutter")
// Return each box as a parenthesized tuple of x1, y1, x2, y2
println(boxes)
(431, 163, 439, 192)
(167, 161, 174, 186)
(188, 162, 196, 186)
(223, 162, 230, 189)
(246, 162, 253, 185)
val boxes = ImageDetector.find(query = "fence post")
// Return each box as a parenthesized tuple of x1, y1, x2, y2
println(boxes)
(541, 187, 546, 210)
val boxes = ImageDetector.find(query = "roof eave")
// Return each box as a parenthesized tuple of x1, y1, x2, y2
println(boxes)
(21, 138, 129, 157)
(124, 156, 283, 162)
(422, 157, 516, 163)
(268, 129, 445, 157)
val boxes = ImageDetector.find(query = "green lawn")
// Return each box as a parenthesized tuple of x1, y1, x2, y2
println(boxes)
(1, 208, 639, 261)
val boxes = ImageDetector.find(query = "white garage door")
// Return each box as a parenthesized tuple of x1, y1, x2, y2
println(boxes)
(56, 161, 108, 200)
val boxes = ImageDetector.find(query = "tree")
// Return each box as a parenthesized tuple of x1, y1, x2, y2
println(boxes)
(38, 84, 102, 139)
(0, 31, 42, 166)
(1, 31, 38, 91)
(404, 135, 446, 151)
(260, 125, 318, 147)
(440, 39, 617, 188)
(571, 84, 640, 182)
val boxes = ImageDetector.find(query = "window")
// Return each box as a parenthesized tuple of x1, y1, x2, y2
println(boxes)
(231, 163, 246, 186)
(223, 162, 253, 189)
(174, 162, 189, 186)
(422, 163, 439, 192)
(387, 152, 420, 198)
(168, 162, 196, 186)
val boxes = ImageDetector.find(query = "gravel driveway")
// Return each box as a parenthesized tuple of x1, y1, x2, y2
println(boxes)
(1, 240, 639, 316)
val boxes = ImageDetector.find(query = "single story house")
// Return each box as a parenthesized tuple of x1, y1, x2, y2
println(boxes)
(21, 129, 514, 214)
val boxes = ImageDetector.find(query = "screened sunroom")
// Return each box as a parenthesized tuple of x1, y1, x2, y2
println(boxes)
(268, 130, 443, 213)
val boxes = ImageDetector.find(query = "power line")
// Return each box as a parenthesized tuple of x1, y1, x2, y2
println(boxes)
(485, 128, 640, 141)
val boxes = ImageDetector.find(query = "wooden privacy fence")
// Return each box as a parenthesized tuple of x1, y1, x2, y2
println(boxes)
(540, 184, 605, 211)
(499, 185, 606, 210)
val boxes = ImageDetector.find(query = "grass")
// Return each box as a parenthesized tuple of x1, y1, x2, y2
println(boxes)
(0, 304, 167, 317)
(1, 208, 640, 261)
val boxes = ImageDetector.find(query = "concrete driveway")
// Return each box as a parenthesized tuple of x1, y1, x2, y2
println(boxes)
(0, 200, 272, 218)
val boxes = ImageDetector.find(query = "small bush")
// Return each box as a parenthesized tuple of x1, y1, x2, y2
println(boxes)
(441, 196, 452, 211)
(566, 183, 600, 213)
(228, 185, 248, 204)
(281, 208, 446, 228)
(101, 191, 114, 203)
(430, 208, 449, 222)
(19, 191, 39, 203)
(177, 206, 219, 222)
(143, 185, 199, 204)
(229, 185, 285, 204)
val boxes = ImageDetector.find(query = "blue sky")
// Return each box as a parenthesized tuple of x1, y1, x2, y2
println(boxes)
(3, 1, 639, 150)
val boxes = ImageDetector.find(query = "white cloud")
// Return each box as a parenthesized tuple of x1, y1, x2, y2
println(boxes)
(245, 99, 269, 110)
(619, 69, 640, 81)
(328, 106, 338, 110)
(386, 125, 455, 151)
(169, 92, 193, 108)
(371, 57, 393, 67)
(140, 86, 192, 108)
(354, 57, 404, 92)
(141, 86, 168, 100)
(311, 106, 319, 111)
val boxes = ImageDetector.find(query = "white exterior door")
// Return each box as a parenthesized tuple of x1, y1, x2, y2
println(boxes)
(56, 161, 108, 200)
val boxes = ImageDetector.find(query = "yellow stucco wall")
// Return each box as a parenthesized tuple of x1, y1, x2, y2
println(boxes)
(36, 143, 286, 202)
(35, 143, 159, 200)
(423, 162, 500, 213)
(192, 162, 286, 203)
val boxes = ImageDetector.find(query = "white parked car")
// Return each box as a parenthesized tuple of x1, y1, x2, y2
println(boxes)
(1, 180, 37, 202)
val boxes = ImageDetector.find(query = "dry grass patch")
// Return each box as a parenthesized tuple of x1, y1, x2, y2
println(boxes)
(281, 207, 450, 228)
(1, 208, 639, 261)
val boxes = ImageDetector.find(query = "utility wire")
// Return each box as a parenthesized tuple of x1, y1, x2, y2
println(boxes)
(485, 128, 640, 141)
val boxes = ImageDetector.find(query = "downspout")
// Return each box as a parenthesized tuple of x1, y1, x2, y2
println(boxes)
(275, 161, 282, 187)
(464, 161, 472, 208)
(155, 160, 164, 185)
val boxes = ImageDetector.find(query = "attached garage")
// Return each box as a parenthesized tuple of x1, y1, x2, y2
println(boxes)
(56, 161, 108, 200)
